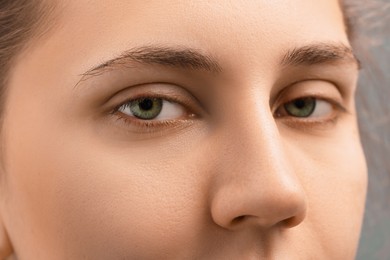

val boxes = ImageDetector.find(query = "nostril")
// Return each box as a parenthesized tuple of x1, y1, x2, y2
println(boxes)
(232, 215, 247, 224)
(280, 209, 306, 229)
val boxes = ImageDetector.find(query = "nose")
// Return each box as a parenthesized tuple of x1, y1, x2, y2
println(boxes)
(209, 111, 307, 231)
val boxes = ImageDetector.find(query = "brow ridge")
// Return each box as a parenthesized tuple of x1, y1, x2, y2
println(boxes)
(80, 45, 222, 78)
(281, 42, 361, 68)
(75, 42, 360, 89)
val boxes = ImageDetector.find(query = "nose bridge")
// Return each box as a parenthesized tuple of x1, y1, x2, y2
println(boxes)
(221, 99, 287, 180)
(210, 101, 307, 231)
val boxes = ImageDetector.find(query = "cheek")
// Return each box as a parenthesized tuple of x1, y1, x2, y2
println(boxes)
(54, 139, 211, 258)
(287, 119, 367, 257)
(4, 115, 210, 258)
(2, 60, 212, 258)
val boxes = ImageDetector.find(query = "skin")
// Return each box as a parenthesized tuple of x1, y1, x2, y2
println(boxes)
(0, 0, 367, 259)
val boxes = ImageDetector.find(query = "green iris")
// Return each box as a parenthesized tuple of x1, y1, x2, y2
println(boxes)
(284, 97, 316, 117)
(130, 98, 163, 120)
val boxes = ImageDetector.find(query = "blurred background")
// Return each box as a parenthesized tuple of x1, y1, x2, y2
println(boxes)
(350, 0, 390, 259)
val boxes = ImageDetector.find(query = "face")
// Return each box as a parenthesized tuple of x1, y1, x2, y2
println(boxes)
(0, 0, 367, 259)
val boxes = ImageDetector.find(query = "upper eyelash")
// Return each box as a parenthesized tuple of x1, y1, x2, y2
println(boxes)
(274, 96, 348, 117)
(110, 93, 348, 132)
(273, 96, 349, 132)
(272, 97, 349, 132)
(110, 95, 197, 130)
(111, 94, 184, 115)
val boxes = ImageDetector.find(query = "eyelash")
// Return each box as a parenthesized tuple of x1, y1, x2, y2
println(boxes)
(110, 94, 196, 130)
(275, 96, 347, 119)
(110, 94, 347, 131)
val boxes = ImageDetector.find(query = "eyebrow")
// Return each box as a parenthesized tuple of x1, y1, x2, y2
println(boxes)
(281, 42, 360, 68)
(80, 45, 222, 79)
(77, 42, 360, 85)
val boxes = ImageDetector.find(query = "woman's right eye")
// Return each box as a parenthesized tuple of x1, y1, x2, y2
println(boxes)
(116, 97, 189, 121)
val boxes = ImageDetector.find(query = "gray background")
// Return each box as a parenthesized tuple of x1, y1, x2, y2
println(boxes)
(352, 1, 390, 259)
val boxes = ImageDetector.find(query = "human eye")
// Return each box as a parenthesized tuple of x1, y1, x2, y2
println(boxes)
(109, 86, 200, 134)
(273, 81, 349, 128)
(275, 97, 344, 119)
(117, 97, 187, 121)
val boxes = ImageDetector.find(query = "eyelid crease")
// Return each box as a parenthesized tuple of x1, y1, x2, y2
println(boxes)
(105, 82, 207, 116)
(271, 77, 349, 111)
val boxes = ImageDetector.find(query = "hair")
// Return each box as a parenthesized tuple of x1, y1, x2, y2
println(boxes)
(0, 0, 56, 121)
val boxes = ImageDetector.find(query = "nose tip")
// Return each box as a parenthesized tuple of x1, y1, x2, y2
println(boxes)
(207, 100, 308, 233)
(210, 179, 307, 231)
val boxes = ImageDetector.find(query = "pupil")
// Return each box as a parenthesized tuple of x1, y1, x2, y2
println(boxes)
(283, 97, 316, 118)
(294, 99, 306, 109)
(139, 99, 154, 111)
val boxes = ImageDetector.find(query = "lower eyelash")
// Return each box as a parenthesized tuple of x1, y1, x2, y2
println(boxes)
(277, 115, 340, 132)
(114, 111, 177, 127)
(110, 109, 198, 135)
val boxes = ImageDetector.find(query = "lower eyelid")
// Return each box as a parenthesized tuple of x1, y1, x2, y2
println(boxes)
(110, 111, 199, 138)
(276, 116, 340, 132)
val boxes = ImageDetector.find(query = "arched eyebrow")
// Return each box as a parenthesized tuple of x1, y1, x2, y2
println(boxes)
(76, 42, 360, 86)
(79, 45, 223, 78)
(281, 42, 360, 69)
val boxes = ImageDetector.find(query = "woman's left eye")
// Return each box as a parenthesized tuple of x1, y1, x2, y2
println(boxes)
(117, 97, 187, 121)
(275, 97, 335, 119)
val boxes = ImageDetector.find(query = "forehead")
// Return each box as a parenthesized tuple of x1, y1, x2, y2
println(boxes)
(63, 1, 344, 34)
(54, 0, 347, 46)
(43, 0, 348, 78)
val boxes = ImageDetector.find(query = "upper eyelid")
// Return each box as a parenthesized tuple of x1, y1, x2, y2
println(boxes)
(115, 94, 182, 110)
(117, 97, 186, 114)
(104, 82, 201, 111)
(271, 64, 358, 104)
(271, 80, 345, 109)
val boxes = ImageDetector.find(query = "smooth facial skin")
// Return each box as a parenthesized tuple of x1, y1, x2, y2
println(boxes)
(0, 0, 367, 259)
